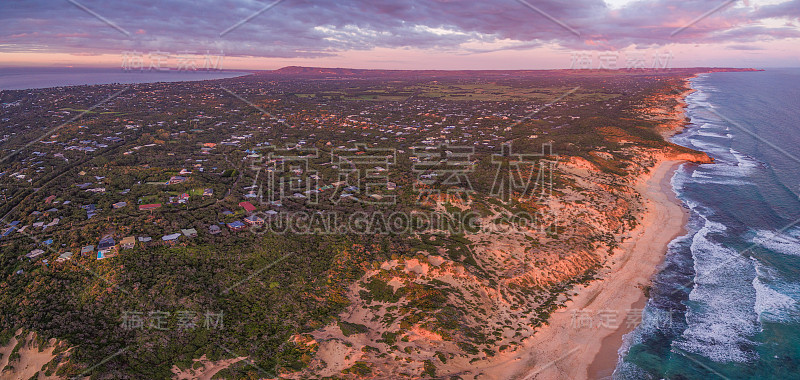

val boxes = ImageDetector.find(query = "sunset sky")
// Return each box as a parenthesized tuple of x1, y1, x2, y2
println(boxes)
(1, 0, 798, 70)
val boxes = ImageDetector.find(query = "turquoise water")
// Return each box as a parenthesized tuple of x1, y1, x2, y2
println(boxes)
(615, 69, 800, 379)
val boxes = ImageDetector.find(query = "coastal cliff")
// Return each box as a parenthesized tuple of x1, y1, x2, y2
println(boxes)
(288, 75, 710, 379)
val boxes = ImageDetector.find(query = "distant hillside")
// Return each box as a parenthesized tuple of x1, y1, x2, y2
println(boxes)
(267, 66, 762, 79)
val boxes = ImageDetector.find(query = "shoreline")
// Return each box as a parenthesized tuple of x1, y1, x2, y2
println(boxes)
(583, 75, 701, 379)
(0, 69, 253, 91)
(504, 158, 690, 380)
(454, 75, 702, 380)
(586, 159, 689, 379)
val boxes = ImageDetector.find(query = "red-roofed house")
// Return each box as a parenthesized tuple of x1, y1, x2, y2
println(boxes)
(239, 201, 256, 213)
(139, 203, 162, 211)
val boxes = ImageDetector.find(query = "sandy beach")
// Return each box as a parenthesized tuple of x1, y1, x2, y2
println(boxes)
(494, 158, 690, 380)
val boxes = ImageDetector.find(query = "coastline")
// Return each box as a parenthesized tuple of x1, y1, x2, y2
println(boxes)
(501, 77, 701, 380)
(503, 158, 690, 380)
(0, 68, 253, 91)
(585, 159, 689, 379)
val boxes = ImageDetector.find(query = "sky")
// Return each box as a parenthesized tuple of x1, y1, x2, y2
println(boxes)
(0, 0, 798, 70)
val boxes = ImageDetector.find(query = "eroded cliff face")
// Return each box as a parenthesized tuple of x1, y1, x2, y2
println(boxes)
(665, 150, 714, 164)
(286, 151, 670, 379)
(286, 79, 713, 379)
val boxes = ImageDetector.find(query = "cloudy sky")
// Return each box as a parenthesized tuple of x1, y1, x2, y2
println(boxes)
(1, 0, 798, 69)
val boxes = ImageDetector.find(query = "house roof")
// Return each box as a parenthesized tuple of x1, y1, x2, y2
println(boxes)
(239, 201, 256, 212)
(98, 238, 115, 249)
(181, 228, 198, 236)
(162, 233, 181, 241)
(121, 236, 135, 245)
(26, 249, 44, 258)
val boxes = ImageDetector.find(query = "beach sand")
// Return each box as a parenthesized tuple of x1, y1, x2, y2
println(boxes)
(490, 159, 689, 380)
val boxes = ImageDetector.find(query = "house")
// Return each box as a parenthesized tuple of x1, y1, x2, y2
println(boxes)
(80, 245, 94, 256)
(26, 249, 44, 259)
(179, 168, 193, 175)
(162, 233, 181, 244)
(138, 236, 152, 243)
(244, 215, 264, 226)
(139, 203, 162, 211)
(227, 221, 247, 231)
(181, 228, 198, 238)
(178, 193, 190, 203)
(45, 195, 56, 204)
(239, 201, 256, 213)
(1, 226, 16, 237)
(203, 142, 217, 148)
(98, 237, 117, 256)
(203, 188, 214, 196)
(112, 201, 128, 209)
(209, 224, 221, 234)
(56, 252, 73, 262)
(120, 236, 136, 249)
(168, 176, 188, 185)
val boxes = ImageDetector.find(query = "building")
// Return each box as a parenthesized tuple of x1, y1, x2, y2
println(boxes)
(112, 201, 128, 209)
(244, 215, 264, 226)
(168, 176, 188, 185)
(139, 203, 162, 211)
(162, 233, 181, 244)
(209, 224, 221, 234)
(138, 236, 152, 243)
(239, 201, 256, 213)
(203, 188, 214, 196)
(2, 226, 17, 238)
(227, 221, 247, 231)
(80, 245, 95, 256)
(26, 249, 44, 259)
(120, 236, 136, 249)
(45, 195, 56, 204)
(181, 228, 198, 238)
(56, 252, 73, 262)
(98, 237, 117, 256)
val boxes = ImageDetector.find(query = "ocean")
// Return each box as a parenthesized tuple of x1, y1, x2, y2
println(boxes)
(615, 68, 800, 379)
(0, 67, 251, 90)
